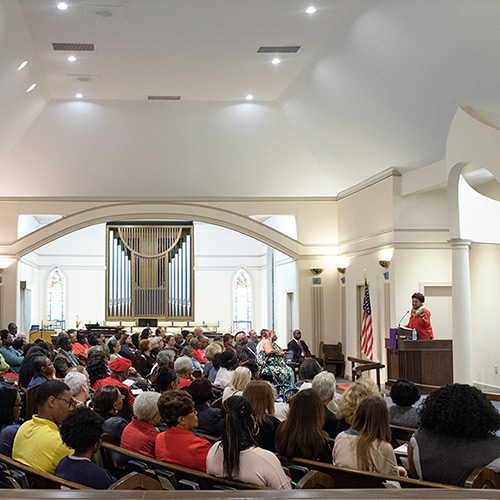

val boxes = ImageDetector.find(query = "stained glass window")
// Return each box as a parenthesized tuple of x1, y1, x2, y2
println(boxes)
(233, 268, 251, 332)
(47, 267, 65, 321)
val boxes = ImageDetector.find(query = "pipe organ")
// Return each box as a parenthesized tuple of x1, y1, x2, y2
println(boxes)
(106, 223, 194, 321)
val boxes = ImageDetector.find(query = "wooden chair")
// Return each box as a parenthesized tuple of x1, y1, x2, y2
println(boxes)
(295, 470, 335, 489)
(348, 356, 384, 389)
(465, 467, 500, 489)
(319, 341, 345, 377)
(109, 471, 163, 490)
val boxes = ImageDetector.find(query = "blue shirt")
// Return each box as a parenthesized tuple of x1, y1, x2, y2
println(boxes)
(0, 424, 20, 457)
(55, 455, 116, 489)
(28, 374, 48, 389)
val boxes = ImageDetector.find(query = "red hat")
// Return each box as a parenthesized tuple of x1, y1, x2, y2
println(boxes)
(109, 357, 132, 372)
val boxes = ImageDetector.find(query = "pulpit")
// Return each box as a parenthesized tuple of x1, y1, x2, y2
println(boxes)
(385, 338, 453, 388)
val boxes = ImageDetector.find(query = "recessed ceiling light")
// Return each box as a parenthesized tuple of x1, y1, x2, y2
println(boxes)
(75, 93, 83, 99)
(305, 6, 317, 14)
(17, 60, 28, 71)
(67, 55, 76, 62)
(272, 58, 281, 65)
(246, 94, 254, 101)
(57, 2, 68, 10)
(26, 83, 37, 93)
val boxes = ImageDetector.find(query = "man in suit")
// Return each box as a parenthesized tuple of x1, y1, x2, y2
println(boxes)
(287, 329, 312, 363)
(235, 332, 256, 364)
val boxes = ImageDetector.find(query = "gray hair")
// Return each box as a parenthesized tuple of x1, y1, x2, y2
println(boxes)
(157, 349, 176, 366)
(88, 345, 110, 357)
(230, 366, 251, 391)
(189, 338, 200, 348)
(133, 391, 161, 421)
(64, 371, 88, 397)
(174, 356, 192, 374)
(312, 371, 336, 402)
(150, 336, 162, 346)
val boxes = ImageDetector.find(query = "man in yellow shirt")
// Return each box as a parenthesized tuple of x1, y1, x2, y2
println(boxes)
(13, 380, 74, 473)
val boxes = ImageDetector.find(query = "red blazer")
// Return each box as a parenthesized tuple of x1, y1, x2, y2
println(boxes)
(155, 427, 211, 472)
(121, 417, 158, 458)
(406, 308, 434, 340)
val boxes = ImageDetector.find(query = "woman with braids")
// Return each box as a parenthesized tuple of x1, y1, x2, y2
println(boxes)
(206, 396, 291, 488)
(409, 384, 500, 486)
(275, 389, 331, 464)
(333, 395, 407, 477)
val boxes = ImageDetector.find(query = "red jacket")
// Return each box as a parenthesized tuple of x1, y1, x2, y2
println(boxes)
(92, 376, 135, 408)
(155, 427, 211, 472)
(406, 308, 434, 340)
(121, 417, 158, 458)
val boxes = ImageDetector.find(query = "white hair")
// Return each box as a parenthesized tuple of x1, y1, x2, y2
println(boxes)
(174, 356, 192, 374)
(157, 349, 176, 366)
(64, 371, 88, 397)
(312, 371, 336, 402)
(133, 391, 161, 421)
(230, 366, 251, 391)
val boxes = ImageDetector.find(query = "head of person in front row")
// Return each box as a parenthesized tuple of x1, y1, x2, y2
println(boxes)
(389, 379, 420, 428)
(0, 383, 22, 457)
(55, 406, 116, 489)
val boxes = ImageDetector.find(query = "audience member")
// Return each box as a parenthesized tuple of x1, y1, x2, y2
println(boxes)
(174, 356, 194, 388)
(203, 342, 223, 378)
(247, 330, 258, 354)
(214, 350, 238, 389)
(242, 380, 280, 452)
(121, 392, 161, 458)
(136, 339, 155, 377)
(173, 333, 185, 355)
(334, 395, 406, 477)
(287, 329, 312, 363)
(18, 345, 50, 389)
(181, 345, 202, 373)
(186, 377, 223, 437)
(71, 331, 89, 364)
(92, 357, 134, 407)
(275, 389, 331, 464)
(223, 333, 236, 353)
(28, 356, 55, 388)
(155, 390, 212, 471)
(0, 383, 21, 457)
(107, 338, 122, 362)
(55, 406, 116, 488)
(206, 396, 291, 489)
(118, 334, 136, 360)
(312, 371, 339, 438)
(409, 384, 500, 486)
(12, 380, 73, 473)
(164, 334, 176, 350)
(64, 371, 90, 406)
(86, 357, 109, 389)
(190, 337, 207, 364)
(222, 366, 251, 401)
(235, 331, 257, 363)
(54, 337, 80, 378)
(155, 367, 179, 393)
(297, 358, 322, 391)
(389, 379, 421, 428)
(91, 385, 128, 446)
(208, 352, 222, 383)
(0, 330, 23, 374)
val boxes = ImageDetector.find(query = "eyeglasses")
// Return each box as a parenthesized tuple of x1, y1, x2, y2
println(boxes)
(55, 397, 74, 407)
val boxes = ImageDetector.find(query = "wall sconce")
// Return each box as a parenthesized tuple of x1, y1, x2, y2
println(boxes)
(336, 267, 346, 275)
(379, 260, 390, 269)
(310, 268, 324, 276)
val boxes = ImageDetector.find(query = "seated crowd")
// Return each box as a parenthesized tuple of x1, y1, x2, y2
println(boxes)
(0, 322, 499, 490)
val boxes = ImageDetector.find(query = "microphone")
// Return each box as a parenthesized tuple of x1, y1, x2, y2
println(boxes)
(398, 310, 410, 327)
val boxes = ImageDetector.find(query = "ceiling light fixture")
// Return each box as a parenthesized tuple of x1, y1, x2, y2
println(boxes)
(67, 55, 76, 62)
(272, 58, 281, 65)
(57, 2, 68, 10)
(75, 93, 83, 99)
(17, 61, 28, 71)
(26, 83, 37, 93)
(246, 94, 254, 101)
(305, 6, 317, 14)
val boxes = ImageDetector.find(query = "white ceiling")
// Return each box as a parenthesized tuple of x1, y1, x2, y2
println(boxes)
(3, 0, 500, 196)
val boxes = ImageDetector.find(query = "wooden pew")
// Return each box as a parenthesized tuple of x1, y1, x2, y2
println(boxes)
(100, 441, 268, 490)
(292, 458, 457, 489)
(390, 424, 415, 448)
(465, 467, 500, 489)
(0, 452, 92, 490)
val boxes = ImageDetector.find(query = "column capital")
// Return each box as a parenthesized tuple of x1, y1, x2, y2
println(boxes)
(447, 238, 472, 250)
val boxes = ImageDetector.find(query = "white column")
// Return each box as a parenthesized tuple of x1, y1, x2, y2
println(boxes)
(448, 238, 473, 384)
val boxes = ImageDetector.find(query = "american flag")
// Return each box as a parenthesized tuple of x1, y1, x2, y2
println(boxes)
(361, 276, 373, 360)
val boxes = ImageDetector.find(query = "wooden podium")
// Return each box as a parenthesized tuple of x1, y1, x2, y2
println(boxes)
(385, 338, 453, 388)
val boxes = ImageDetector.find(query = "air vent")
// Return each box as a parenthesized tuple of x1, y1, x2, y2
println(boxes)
(147, 96, 181, 101)
(52, 43, 95, 51)
(257, 46, 300, 53)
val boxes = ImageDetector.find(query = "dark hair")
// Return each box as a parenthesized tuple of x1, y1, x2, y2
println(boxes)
(12, 338, 24, 351)
(130, 333, 140, 350)
(390, 379, 420, 407)
(76, 331, 86, 342)
(59, 406, 104, 452)
(419, 384, 500, 439)
(158, 390, 194, 427)
(140, 328, 151, 340)
(186, 377, 213, 405)
(212, 352, 222, 370)
(412, 292, 425, 303)
(35, 380, 70, 406)
(223, 333, 233, 344)
(0, 330, 9, 341)
(298, 359, 322, 380)
(107, 339, 119, 352)
(154, 367, 178, 392)
(87, 333, 99, 346)
(33, 355, 49, 374)
(18, 346, 50, 388)
(242, 380, 274, 423)
(0, 383, 19, 426)
(59, 337, 72, 351)
(86, 358, 109, 386)
(92, 385, 121, 415)
(275, 389, 328, 463)
(220, 396, 257, 480)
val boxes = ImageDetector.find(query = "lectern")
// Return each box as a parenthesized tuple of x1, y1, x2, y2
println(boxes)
(385, 338, 453, 388)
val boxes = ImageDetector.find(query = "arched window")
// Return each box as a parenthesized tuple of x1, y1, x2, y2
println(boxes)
(47, 267, 66, 321)
(233, 268, 252, 332)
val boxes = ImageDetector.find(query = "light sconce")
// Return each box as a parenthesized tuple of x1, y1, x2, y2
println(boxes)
(379, 260, 390, 269)
(336, 267, 346, 275)
(310, 268, 324, 276)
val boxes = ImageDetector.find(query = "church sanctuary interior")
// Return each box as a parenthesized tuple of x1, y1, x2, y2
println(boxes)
(2, 1, 500, 496)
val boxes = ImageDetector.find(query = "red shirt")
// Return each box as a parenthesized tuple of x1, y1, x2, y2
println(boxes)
(72, 342, 90, 364)
(192, 349, 206, 364)
(93, 376, 135, 407)
(406, 308, 434, 340)
(177, 377, 192, 389)
(121, 417, 158, 458)
(155, 427, 211, 472)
